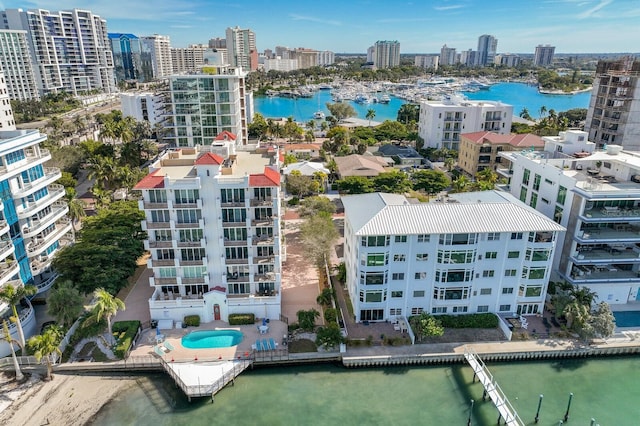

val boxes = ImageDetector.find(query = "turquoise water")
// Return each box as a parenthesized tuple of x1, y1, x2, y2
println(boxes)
(254, 82, 591, 123)
(181, 330, 243, 349)
(90, 356, 640, 425)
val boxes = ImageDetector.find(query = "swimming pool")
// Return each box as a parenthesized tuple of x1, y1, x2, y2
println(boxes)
(612, 310, 640, 327)
(181, 330, 243, 349)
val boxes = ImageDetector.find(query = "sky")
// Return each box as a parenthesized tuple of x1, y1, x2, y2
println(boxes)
(1, 0, 639, 54)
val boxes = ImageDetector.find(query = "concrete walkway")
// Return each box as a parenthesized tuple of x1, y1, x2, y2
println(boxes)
(113, 267, 153, 325)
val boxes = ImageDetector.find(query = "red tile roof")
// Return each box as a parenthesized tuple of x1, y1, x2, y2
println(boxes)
(195, 152, 224, 165)
(212, 286, 226, 293)
(249, 166, 281, 187)
(215, 131, 237, 141)
(133, 169, 165, 190)
(461, 131, 544, 148)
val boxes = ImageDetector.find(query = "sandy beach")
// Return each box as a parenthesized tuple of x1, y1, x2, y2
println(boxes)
(0, 372, 137, 426)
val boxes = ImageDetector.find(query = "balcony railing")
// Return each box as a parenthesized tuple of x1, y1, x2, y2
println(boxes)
(12, 168, 61, 197)
(0, 241, 15, 261)
(17, 186, 66, 219)
(250, 198, 273, 206)
(21, 204, 69, 238)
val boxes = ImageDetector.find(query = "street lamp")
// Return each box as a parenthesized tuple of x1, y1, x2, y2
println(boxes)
(535, 394, 543, 423)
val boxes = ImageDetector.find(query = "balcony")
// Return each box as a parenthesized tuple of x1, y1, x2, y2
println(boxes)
(254, 256, 275, 264)
(177, 239, 205, 248)
(150, 259, 176, 267)
(250, 198, 273, 207)
(0, 241, 15, 262)
(175, 219, 204, 229)
(179, 258, 206, 267)
(254, 272, 276, 282)
(21, 204, 69, 238)
(225, 257, 249, 265)
(220, 199, 246, 207)
(0, 261, 20, 286)
(16, 186, 66, 219)
(251, 217, 273, 227)
(0, 220, 8, 237)
(0, 147, 50, 177)
(12, 168, 62, 198)
(579, 206, 640, 222)
(34, 274, 58, 293)
(222, 220, 247, 228)
(496, 168, 513, 178)
(142, 201, 169, 209)
(226, 273, 250, 283)
(26, 220, 73, 257)
(147, 240, 173, 249)
(224, 238, 247, 247)
(252, 235, 275, 245)
(568, 265, 640, 283)
(571, 246, 640, 264)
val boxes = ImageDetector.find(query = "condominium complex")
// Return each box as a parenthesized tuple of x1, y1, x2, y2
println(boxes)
(164, 67, 249, 146)
(0, 84, 72, 356)
(262, 58, 298, 73)
(585, 58, 640, 151)
(226, 26, 257, 72)
(289, 48, 318, 70)
(476, 34, 498, 66)
(108, 33, 153, 83)
(1, 8, 115, 96)
(373, 40, 400, 69)
(134, 135, 283, 323)
(440, 45, 457, 66)
(171, 44, 208, 74)
(121, 92, 165, 127)
(418, 95, 513, 150)
(0, 30, 39, 101)
(342, 191, 563, 322)
(498, 130, 640, 308)
(415, 55, 439, 71)
(141, 35, 173, 79)
(317, 51, 335, 66)
(534, 45, 555, 67)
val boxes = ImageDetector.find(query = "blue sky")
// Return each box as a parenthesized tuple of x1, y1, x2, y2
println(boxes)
(2, 0, 639, 53)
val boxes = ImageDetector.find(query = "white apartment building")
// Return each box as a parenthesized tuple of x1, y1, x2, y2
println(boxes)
(0, 30, 39, 101)
(477, 34, 498, 67)
(134, 134, 283, 323)
(1, 8, 115, 96)
(499, 130, 640, 308)
(171, 44, 207, 74)
(0, 72, 14, 130)
(263, 58, 298, 72)
(121, 92, 165, 127)
(534, 45, 555, 67)
(141, 35, 173, 79)
(165, 68, 249, 146)
(440, 45, 457, 66)
(226, 26, 256, 72)
(415, 55, 439, 71)
(342, 191, 563, 323)
(418, 95, 513, 150)
(317, 51, 335, 66)
(373, 41, 400, 69)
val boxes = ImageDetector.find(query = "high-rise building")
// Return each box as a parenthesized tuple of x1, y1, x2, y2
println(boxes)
(585, 58, 640, 150)
(208, 37, 226, 49)
(414, 55, 439, 71)
(373, 40, 400, 69)
(121, 92, 165, 127)
(0, 30, 39, 101)
(134, 135, 283, 323)
(289, 48, 318, 70)
(534, 45, 555, 67)
(141, 35, 173, 79)
(366, 46, 376, 64)
(418, 95, 513, 150)
(1, 8, 115, 96)
(459, 49, 477, 67)
(164, 67, 249, 146)
(477, 34, 498, 66)
(499, 54, 521, 68)
(0, 72, 16, 130)
(342, 191, 563, 322)
(316, 51, 335, 66)
(226, 26, 257, 72)
(439, 45, 457, 66)
(171, 44, 208, 74)
(109, 33, 153, 83)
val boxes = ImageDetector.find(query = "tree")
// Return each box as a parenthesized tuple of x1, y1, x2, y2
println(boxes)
(451, 175, 471, 193)
(47, 280, 85, 327)
(519, 107, 532, 121)
(397, 104, 420, 125)
(411, 169, 450, 194)
(84, 288, 125, 344)
(299, 196, 336, 218)
(316, 323, 344, 349)
(300, 213, 339, 269)
(474, 168, 499, 191)
(297, 309, 320, 331)
(67, 198, 86, 231)
(337, 176, 374, 194)
(3, 320, 24, 381)
(0, 283, 37, 349)
(373, 120, 408, 141)
(409, 313, 444, 341)
(325, 102, 356, 122)
(28, 325, 63, 381)
(588, 302, 615, 340)
(538, 105, 547, 119)
(365, 109, 376, 127)
(283, 153, 298, 166)
(373, 170, 412, 193)
(285, 172, 316, 199)
(316, 288, 334, 307)
(444, 157, 455, 172)
(563, 300, 589, 331)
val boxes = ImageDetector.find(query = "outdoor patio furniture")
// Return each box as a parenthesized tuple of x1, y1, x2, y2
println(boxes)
(269, 338, 278, 350)
(164, 341, 175, 352)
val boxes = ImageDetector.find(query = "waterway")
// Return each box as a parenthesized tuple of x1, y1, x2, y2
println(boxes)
(91, 356, 639, 425)
(254, 82, 591, 123)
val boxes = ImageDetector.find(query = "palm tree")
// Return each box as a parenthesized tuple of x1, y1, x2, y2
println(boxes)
(47, 280, 84, 328)
(3, 320, 24, 381)
(538, 105, 547, 120)
(316, 288, 333, 307)
(28, 325, 63, 381)
(89, 156, 117, 190)
(451, 175, 470, 193)
(83, 288, 125, 344)
(67, 198, 86, 238)
(0, 283, 37, 348)
(444, 157, 455, 172)
(366, 109, 376, 127)
(519, 107, 531, 120)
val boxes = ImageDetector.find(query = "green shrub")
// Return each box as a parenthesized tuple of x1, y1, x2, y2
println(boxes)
(436, 313, 498, 329)
(324, 308, 338, 323)
(228, 313, 255, 325)
(112, 320, 140, 359)
(288, 322, 299, 333)
(287, 197, 300, 206)
(184, 315, 200, 327)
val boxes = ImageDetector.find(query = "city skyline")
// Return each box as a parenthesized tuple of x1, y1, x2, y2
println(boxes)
(1, 0, 639, 54)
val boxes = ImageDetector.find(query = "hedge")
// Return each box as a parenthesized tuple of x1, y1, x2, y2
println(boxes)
(184, 315, 200, 327)
(112, 320, 140, 359)
(229, 313, 255, 325)
(436, 313, 498, 329)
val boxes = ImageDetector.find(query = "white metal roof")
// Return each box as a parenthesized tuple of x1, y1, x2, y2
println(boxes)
(343, 192, 565, 236)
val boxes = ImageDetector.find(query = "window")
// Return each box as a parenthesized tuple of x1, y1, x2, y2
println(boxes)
(477, 305, 489, 313)
(439, 233, 477, 245)
(505, 270, 517, 277)
(508, 251, 520, 258)
(557, 185, 567, 205)
(523, 267, 546, 280)
(480, 288, 492, 295)
(389, 308, 402, 316)
(391, 291, 403, 298)
(362, 236, 390, 247)
(150, 210, 170, 222)
(155, 230, 172, 241)
(228, 283, 250, 294)
(413, 290, 425, 297)
(529, 193, 538, 209)
(485, 251, 497, 259)
(452, 306, 468, 313)
(487, 232, 500, 241)
(433, 287, 471, 300)
(544, 178, 553, 185)
(417, 234, 430, 243)
(520, 285, 543, 297)
(360, 272, 387, 285)
(176, 209, 202, 224)
(435, 269, 473, 283)
(526, 248, 551, 262)
(411, 307, 424, 315)
(395, 235, 407, 243)
(224, 228, 247, 241)
(432, 307, 447, 314)
(499, 304, 512, 312)
(519, 186, 527, 203)
(393, 254, 406, 262)
(175, 189, 200, 204)
(522, 169, 530, 185)
(365, 290, 385, 303)
(392, 273, 405, 280)
(416, 253, 429, 261)
(554, 206, 563, 224)
(414, 272, 427, 279)
(482, 270, 494, 278)
(502, 287, 514, 294)
(149, 190, 168, 203)
(437, 250, 475, 264)
(533, 174, 541, 191)
(179, 228, 203, 242)
(366, 253, 388, 266)
(360, 310, 384, 321)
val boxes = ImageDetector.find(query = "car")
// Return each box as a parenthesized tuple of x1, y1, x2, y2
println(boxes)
(40, 321, 57, 334)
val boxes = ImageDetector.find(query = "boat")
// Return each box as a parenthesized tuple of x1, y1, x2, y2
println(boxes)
(379, 94, 391, 104)
(313, 111, 325, 120)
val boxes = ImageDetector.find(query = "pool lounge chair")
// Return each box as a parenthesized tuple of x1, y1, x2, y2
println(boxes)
(153, 345, 166, 357)
(164, 341, 175, 352)
(261, 339, 269, 351)
(254, 339, 262, 352)
(269, 338, 278, 350)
